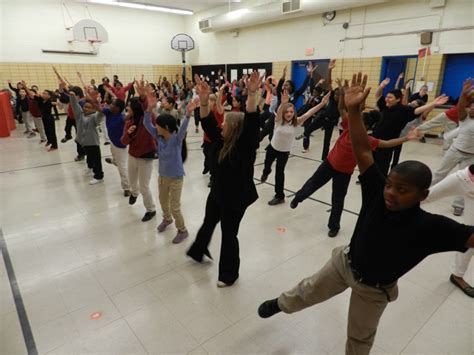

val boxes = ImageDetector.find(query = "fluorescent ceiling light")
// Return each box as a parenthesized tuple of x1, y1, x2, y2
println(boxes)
(87, 0, 194, 15)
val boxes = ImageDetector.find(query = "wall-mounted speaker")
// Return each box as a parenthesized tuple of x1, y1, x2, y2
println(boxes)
(420, 32, 433, 45)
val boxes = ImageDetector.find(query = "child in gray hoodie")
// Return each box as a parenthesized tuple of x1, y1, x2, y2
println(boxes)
(69, 90, 105, 185)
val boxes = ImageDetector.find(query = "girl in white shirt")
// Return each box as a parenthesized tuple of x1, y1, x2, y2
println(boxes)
(261, 91, 329, 205)
(426, 164, 474, 297)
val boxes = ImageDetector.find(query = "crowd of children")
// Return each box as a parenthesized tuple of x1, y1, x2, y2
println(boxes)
(4, 63, 474, 354)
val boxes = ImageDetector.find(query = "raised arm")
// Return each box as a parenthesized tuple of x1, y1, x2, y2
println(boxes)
(8, 81, 19, 93)
(67, 91, 83, 122)
(275, 90, 290, 123)
(457, 79, 473, 121)
(414, 95, 449, 116)
(215, 85, 226, 115)
(344, 73, 373, 174)
(377, 128, 422, 148)
(293, 62, 316, 101)
(245, 71, 261, 113)
(327, 59, 336, 90)
(297, 92, 330, 125)
(177, 99, 197, 141)
(394, 72, 404, 90)
(375, 78, 390, 101)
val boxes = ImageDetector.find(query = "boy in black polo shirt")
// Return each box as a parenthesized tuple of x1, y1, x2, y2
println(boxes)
(258, 73, 474, 355)
(372, 79, 448, 175)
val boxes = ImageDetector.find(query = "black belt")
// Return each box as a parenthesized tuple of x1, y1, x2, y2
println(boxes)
(345, 250, 395, 301)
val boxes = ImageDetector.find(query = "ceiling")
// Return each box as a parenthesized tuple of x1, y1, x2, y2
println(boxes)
(126, 0, 242, 13)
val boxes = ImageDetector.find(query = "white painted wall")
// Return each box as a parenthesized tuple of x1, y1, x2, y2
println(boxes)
(1, 0, 186, 64)
(184, 0, 474, 64)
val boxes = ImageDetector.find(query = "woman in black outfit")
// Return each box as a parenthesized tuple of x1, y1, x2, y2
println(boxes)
(187, 72, 261, 288)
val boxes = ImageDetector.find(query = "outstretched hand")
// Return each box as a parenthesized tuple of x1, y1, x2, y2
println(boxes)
(408, 128, 424, 140)
(186, 98, 200, 117)
(135, 75, 147, 97)
(328, 59, 336, 70)
(343, 72, 371, 113)
(194, 74, 211, 104)
(461, 78, 473, 100)
(245, 71, 262, 93)
(433, 94, 449, 106)
(321, 91, 331, 105)
(145, 88, 157, 112)
(380, 77, 390, 88)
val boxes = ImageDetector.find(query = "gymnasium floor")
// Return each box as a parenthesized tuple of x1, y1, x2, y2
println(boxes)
(0, 119, 472, 354)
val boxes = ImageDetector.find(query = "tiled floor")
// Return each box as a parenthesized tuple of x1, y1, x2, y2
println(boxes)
(0, 120, 472, 354)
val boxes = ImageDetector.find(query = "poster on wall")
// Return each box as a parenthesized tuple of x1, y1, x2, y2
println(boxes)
(230, 69, 238, 82)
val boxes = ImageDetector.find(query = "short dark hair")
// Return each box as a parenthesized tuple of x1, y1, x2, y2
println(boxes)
(70, 86, 84, 98)
(391, 160, 432, 191)
(387, 89, 402, 100)
(113, 99, 125, 112)
(166, 96, 175, 106)
(362, 110, 382, 130)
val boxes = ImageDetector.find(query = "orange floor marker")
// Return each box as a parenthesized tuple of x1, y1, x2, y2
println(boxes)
(90, 311, 102, 320)
(276, 227, 286, 233)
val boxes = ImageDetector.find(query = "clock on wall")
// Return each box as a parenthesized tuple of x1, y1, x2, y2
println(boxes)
(323, 11, 336, 22)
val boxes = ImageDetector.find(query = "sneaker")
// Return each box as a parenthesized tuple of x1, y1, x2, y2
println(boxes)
(157, 219, 173, 233)
(202, 168, 210, 175)
(123, 190, 131, 197)
(260, 173, 269, 183)
(33, 128, 39, 133)
(74, 155, 85, 161)
(27, 132, 36, 138)
(328, 229, 339, 238)
(258, 298, 281, 318)
(61, 137, 71, 143)
(172, 230, 189, 244)
(453, 207, 464, 216)
(104, 141, 110, 146)
(45, 141, 51, 147)
(89, 178, 104, 185)
(195, 128, 199, 134)
(129, 195, 137, 205)
(268, 197, 285, 206)
(47, 147, 58, 152)
(142, 211, 156, 222)
(23, 130, 29, 134)
(290, 198, 299, 209)
(301, 149, 308, 153)
(84, 167, 93, 175)
(39, 139, 46, 144)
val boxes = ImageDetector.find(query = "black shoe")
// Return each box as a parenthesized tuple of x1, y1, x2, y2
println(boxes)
(129, 195, 137, 205)
(208, 181, 212, 188)
(260, 173, 269, 183)
(123, 190, 131, 197)
(104, 141, 110, 146)
(74, 155, 85, 161)
(141, 211, 156, 222)
(61, 137, 71, 143)
(202, 168, 210, 175)
(268, 197, 284, 206)
(419, 137, 426, 143)
(328, 229, 339, 238)
(105, 157, 115, 165)
(290, 198, 299, 209)
(258, 298, 281, 318)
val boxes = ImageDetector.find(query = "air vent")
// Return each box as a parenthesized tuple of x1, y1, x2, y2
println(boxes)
(199, 19, 212, 32)
(282, 0, 301, 14)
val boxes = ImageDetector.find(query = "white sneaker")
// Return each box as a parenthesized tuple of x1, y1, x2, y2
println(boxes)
(301, 149, 308, 153)
(89, 178, 104, 185)
(84, 168, 93, 175)
(217, 281, 232, 288)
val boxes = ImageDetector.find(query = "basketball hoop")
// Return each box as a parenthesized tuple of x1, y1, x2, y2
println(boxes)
(171, 33, 194, 81)
(72, 19, 108, 43)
